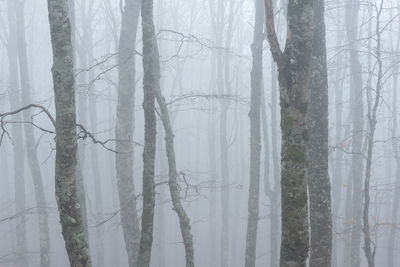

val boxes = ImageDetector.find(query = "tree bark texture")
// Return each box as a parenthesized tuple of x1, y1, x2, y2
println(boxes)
(46, 0, 91, 265)
(264, 0, 314, 265)
(138, 0, 158, 265)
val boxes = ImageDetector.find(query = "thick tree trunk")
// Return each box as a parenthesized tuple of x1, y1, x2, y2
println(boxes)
(138, 0, 158, 265)
(264, 0, 314, 265)
(245, 0, 263, 265)
(6, 1, 27, 265)
(116, 1, 142, 266)
(307, 0, 332, 266)
(46, 1, 91, 266)
(14, 1, 51, 266)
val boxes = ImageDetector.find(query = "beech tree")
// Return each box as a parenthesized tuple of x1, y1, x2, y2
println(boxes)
(264, 0, 314, 265)
(46, 0, 91, 265)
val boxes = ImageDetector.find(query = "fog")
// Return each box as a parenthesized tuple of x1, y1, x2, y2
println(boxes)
(0, 0, 399, 266)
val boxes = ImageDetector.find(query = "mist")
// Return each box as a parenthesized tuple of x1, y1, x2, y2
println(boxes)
(0, 0, 399, 266)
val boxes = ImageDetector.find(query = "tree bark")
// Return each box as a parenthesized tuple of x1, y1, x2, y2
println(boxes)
(46, 0, 91, 266)
(245, 0, 263, 265)
(264, 0, 314, 265)
(137, 0, 158, 265)
(307, 0, 332, 266)
(116, 0, 142, 266)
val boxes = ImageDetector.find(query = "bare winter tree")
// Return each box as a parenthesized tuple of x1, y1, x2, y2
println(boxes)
(46, 0, 91, 266)
(115, 0, 142, 266)
(264, 0, 314, 265)
(245, 0, 263, 265)
(14, 0, 51, 266)
(137, 0, 158, 265)
(344, 0, 364, 265)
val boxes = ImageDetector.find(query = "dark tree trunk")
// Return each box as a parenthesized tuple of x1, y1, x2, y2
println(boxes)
(138, 0, 158, 265)
(264, 0, 314, 265)
(46, 0, 91, 265)
(307, 0, 332, 266)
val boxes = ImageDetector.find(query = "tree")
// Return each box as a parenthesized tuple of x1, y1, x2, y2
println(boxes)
(6, 0, 28, 265)
(264, 0, 314, 265)
(307, 0, 332, 266)
(137, 0, 158, 265)
(115, 0, 142, 266)
(245, 0, 263, 265)
(46, 0, 91, 266)
(14, 0, 51, 266)
(344, 0, 364, 265)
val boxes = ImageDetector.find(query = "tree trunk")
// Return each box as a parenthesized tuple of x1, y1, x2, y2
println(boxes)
(264, 0, 314, 265)
(245, 0, 263, 265)
(6, 1, 27, 265)
(46, 1, 91, 266)
(116, 1, 142, 266)
(307, 0, 332, 266)
(14, 1, 51, 266)
(138, 0, 158, 265)
(155, 82, 195, 267)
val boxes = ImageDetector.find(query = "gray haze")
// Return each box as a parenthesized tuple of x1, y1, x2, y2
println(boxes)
(0, 0, 399, 266)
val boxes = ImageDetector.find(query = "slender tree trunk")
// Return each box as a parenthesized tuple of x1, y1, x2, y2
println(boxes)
(14, 1, 51, 266)
(245, 0, 263, 265)
(362, 4, 384, 266)
(6, 1, 27, 265)
(138, 0, 158, 265)
(46, 1, 91, 265)
(264, 0, 314, 265)
(344, 1, 364, 266)
(116, 0, 141, 266)
(155, 82, 195, 267)
(307, 0, 332, 266)
(388, 21, 400, 266)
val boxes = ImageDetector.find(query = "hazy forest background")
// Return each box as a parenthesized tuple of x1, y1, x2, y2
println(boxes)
(0, 0, 399, 266)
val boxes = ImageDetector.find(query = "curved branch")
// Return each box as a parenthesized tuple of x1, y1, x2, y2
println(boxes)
(264, 0, 284, 65)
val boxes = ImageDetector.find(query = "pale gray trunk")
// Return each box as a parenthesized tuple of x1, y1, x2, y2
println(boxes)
(6, 1, 27, 265)
(115, 0, 141, 266)
(245, 0, 263, 265)
(14, 1, 51, 266)
(345, 1, 364, 266)
(46, 0, 91, 265)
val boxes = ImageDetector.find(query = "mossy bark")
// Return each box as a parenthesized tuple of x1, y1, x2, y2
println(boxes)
(307, 0, 332, 266)
(138, 0, 158, 265)
(47, 0, 91, 266)
(265, 0, 314, 265)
